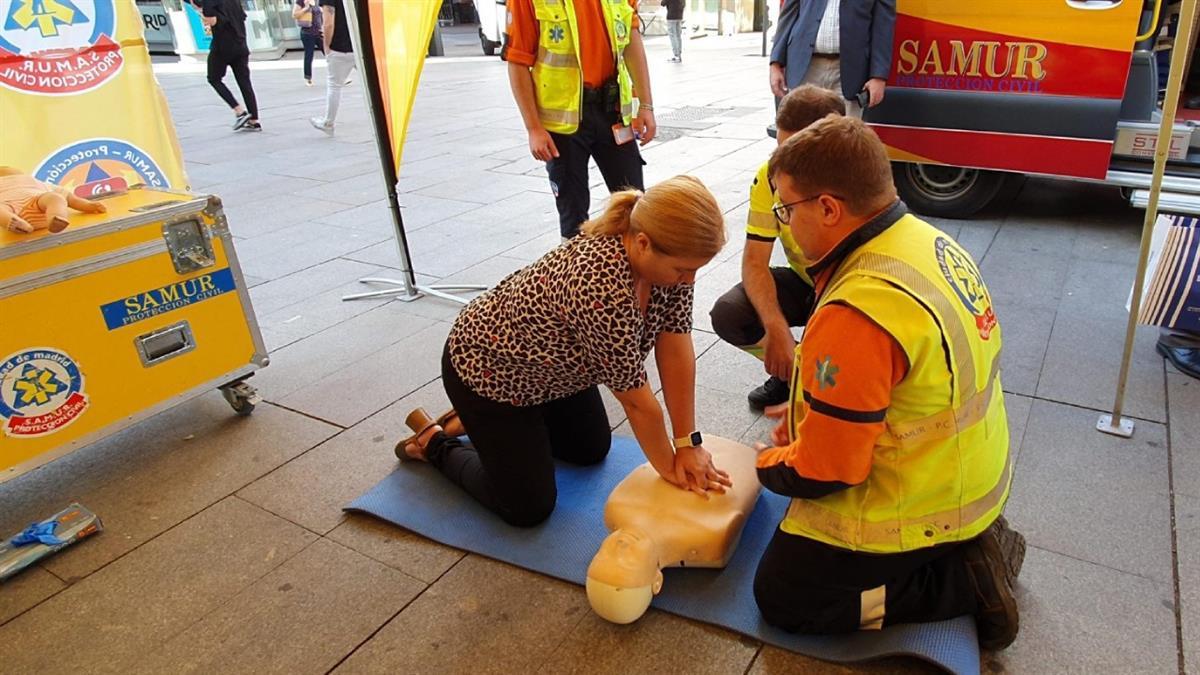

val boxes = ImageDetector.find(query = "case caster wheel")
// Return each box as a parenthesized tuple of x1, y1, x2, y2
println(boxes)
(220, 381, 261, 417)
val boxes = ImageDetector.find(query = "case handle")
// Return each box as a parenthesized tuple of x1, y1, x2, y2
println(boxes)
(135, 321, 196, 367)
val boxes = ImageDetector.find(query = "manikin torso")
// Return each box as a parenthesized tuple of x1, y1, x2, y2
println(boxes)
(586, 436, 762, 623)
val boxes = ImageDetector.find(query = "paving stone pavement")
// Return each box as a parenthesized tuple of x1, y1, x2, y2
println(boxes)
(0, 29, 1194, 675)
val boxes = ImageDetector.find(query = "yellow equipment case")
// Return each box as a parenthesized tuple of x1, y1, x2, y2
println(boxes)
(0, 186, 268, 484)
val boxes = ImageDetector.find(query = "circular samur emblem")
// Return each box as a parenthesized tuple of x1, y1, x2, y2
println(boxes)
(0, 0, 123, 95)
(614, 19, 627, 40)
(0, 348, 89, 438)
(934, 236, 997, 339)
(36, 138, 169, 192)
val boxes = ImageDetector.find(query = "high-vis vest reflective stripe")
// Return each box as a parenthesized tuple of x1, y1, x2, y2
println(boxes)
(781, 213, 1011, 553)
(531, 0, 635, 134)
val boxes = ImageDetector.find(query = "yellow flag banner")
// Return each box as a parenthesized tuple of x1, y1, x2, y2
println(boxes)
(338, 0, 489, 304)
(360, 0, 440, 173)
(0, 0, 188, 194)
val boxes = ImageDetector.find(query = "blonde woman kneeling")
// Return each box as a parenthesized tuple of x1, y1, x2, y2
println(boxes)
(399, 176, 733, 526)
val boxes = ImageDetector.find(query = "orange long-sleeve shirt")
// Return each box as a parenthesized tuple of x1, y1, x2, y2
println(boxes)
(756, 280, 909, 497)
(502, 0, 639, 88)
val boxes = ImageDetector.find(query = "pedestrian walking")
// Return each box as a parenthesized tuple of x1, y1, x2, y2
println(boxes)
(294, 0, 324, 87)
(663, 0, 684, 62)
(198, 0, 261, 131)
(310, 0, 356, 134)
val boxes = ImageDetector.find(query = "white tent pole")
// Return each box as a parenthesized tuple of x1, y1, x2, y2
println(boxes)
(1099, 0, 1198, 437)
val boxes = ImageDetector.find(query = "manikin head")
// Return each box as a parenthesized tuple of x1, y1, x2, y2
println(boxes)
(585, 527, 663, 624)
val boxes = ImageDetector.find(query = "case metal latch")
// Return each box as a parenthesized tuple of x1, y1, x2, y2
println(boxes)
(162, 217, 214, 274)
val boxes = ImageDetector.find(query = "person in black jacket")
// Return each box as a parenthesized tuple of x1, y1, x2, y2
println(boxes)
(662, 0, 684, 62)
(198, 0, 261, 131)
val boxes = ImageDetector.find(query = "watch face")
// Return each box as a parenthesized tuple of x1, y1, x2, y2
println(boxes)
(690, 431, 703, 446)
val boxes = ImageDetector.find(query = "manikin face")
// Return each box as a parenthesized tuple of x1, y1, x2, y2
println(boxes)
(626, 231, 712, 287)
(586, 528, 664, 624)
(591, 528, 660, 588)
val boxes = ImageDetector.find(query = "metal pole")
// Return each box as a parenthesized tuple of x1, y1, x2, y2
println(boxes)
(342, 0, 419, 301)
(1098, 0, 1198, 438)
(340, 0, 487, 306)
(760, 0, 768, 57)
(429, 19, 445, 57)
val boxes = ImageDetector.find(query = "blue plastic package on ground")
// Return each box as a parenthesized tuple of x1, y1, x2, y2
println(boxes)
(1, 503, 103, 582)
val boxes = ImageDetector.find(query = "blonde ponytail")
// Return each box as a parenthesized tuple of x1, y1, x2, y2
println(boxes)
(582, 190, 641, 237)
(582, 175, 726, 259)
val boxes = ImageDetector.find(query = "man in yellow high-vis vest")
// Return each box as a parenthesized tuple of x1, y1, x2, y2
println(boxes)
(503, 0, 656, 239)
(752, 115, 1027, 651)
(709, 85, 845, 412)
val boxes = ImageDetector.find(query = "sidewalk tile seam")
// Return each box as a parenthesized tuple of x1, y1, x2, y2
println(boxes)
(141, 529, 326, 667)
(1023, 541, 1172, 586)
(322, 548, 477, 673)
(0, 578, 69, 629)
(1164, 367, 1188, 675)
(261, 401, 350, 432)
(1006, 390, 1166, 427)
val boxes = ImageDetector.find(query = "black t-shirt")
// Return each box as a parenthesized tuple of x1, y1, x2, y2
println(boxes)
(320, 0, 353, 53)
(201, 0, 247, 50)
(662, 0, 684, 20)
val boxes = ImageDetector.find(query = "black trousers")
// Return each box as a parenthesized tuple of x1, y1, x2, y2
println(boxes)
(207, 45, 258, 118)
(300, 32, 323, 81)
(754, 527, 978, 633)
(428, 345, 612, 527)
(709, 266, 815, 347)
(547, 100, 644, 238)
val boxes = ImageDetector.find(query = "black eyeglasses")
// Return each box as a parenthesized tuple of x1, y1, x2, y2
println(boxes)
(773, 194, 846, 224)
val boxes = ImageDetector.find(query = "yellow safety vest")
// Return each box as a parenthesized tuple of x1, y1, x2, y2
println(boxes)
(746, 161, 813, 285)
(781, 213, 1011, 553)
(531, 0, 635, 134)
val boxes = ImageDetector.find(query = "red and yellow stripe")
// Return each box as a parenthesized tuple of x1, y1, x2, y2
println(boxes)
(874, 124, 1114, 179)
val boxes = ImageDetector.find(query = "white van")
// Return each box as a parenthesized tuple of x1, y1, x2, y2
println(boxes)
(476, 0, 506, 56)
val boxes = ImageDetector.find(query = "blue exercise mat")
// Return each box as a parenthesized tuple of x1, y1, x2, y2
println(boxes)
(346, 436, 980, 675)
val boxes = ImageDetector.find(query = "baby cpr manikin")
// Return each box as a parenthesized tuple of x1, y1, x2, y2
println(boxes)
(585, 436, 761, 623)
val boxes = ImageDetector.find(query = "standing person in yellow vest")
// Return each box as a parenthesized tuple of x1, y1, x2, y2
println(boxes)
(504, 0, 656, 239)
(752, 116, 1027, 650)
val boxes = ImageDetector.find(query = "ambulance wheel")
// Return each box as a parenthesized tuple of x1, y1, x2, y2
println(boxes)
(480, 32, 497, 56)
(892, 163, 1006, 219)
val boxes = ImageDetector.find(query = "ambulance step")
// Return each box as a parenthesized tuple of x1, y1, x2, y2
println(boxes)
(1128, 190, 1200, 215)
(1107, 169, 1200, 195)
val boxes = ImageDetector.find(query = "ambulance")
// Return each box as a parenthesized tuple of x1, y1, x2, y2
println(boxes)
(867, 0, 1200, 217)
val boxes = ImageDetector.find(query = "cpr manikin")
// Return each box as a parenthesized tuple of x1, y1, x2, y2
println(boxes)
(586, 436, 761, 623)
